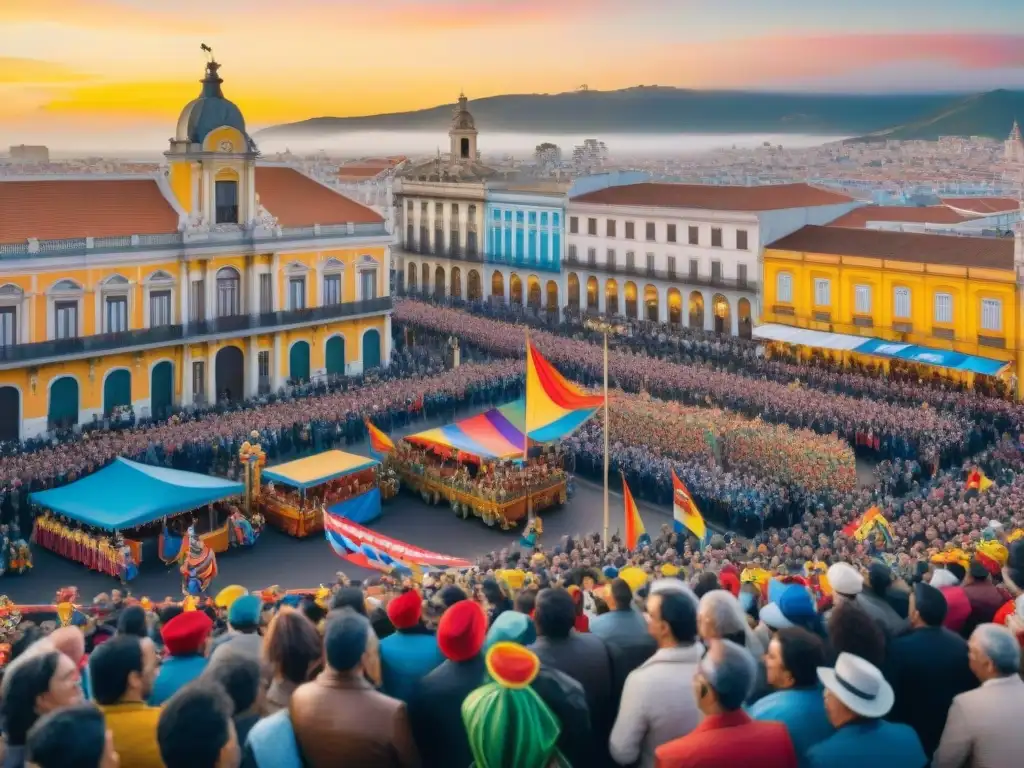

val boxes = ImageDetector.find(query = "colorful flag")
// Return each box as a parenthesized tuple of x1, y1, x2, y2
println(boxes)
(966, 468, 994, 493)
(622, 474, 649, 551)
(842, 506, 892, 544)
(672, 469, 708, 547)
(525, 340, 603, 441)
(365, 419, 395, 456)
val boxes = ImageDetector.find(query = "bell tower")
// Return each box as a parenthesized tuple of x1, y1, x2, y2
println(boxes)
(166, 49, 258, 228)
(449, 92, 478, 165)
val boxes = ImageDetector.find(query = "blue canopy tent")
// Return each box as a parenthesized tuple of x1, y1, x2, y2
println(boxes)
(30, 458, 244, 531)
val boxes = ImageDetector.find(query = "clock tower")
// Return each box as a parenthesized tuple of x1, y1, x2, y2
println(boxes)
(166, 53, 259, 228)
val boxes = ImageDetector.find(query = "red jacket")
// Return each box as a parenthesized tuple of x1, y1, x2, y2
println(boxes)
(939, 586, 971, 634)
(655, 710, 797, 768)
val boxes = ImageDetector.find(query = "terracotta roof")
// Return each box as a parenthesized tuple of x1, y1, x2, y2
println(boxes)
(337, 166, 389, 180)
(939, 197, 1020, 215)
(571, 182, 855, 211)
(255, 167, 382, 226)
(768, 225, 1014, 271)
(828, 205, 969, 228)
(0, 178, 178, 244)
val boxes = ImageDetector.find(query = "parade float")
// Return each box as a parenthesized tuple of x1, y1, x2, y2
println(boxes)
(395, 340, 600, 529)
(29, 458, 250, 582)
(258, 449, 383, 537)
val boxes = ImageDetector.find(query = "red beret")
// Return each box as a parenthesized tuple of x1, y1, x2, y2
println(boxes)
(387, 590, 423, 630)
(161, 610, 213, 656)
(720, 572, 741, 597)
(437, 601, 486, 662)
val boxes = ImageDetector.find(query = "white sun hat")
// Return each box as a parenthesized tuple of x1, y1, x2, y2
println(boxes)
(817, 652, 894, 719)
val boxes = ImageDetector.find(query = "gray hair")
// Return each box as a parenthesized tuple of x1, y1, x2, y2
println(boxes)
(699, 590, 748, 638)
(701, 639, 756, 711)
(972, 623, 1021, 676)
(650, 579, 699, 612)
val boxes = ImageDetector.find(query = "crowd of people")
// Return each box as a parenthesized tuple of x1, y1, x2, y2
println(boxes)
(394, 300, 983, 470)
(1, 534, 1022, 768)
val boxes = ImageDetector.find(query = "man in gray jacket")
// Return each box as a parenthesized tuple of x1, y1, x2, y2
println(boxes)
(609, 586, 703, 768)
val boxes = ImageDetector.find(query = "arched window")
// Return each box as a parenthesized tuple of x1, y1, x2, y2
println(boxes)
(0, 284, 23, 348)
(322, 258, 344, 306)
(893, 287, 911, 319)
(49, 280, 83, 340)
(776, 272, 793, 303)
(217, 267, 241, 317)
(358, 256, 379, 301)
(145, 271, 174, 328)
(101, 274, 131, 334)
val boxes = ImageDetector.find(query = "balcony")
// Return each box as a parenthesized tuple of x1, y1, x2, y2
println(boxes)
(564, 260, 759, 292)
(0, 222, 390, 261)
(0, 297, 392, 366)
(396, 246, 560, 274)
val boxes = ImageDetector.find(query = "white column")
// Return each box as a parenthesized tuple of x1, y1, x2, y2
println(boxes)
(427, 203, 436, 253)
(383, 315, 393, 367)
(204, 260, 215, 321)
(206, 342, 217, 400)
(730, 297, 740, 336)
(458, 205, 469, 253)
(179, 262, 189, 325)
(704, 291, 714, 332)
(247, 256, 258, 316)
(659, 284, 669, 324)
(182, 344, 193, 406)
(272, 334, 284, 391)
(270, 253, 280, 311)
(412, 199, 421, 249)
(535, 216, 542, 266)
(245, 335, 259, 397)
(442, 202, 452, 254)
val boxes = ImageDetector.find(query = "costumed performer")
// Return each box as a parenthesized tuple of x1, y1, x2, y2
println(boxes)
(462, 642, 569, 768)
(180, 525, 218, 596)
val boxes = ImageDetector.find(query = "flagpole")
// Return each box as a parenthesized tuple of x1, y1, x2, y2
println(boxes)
(602, 331, 609, 543)
(525, 327, 533, 523)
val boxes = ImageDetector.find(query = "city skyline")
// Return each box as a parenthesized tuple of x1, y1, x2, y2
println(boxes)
(2, 0, 1024, 143)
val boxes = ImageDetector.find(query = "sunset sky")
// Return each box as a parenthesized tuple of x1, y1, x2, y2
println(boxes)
(2, 0, 1024, 148)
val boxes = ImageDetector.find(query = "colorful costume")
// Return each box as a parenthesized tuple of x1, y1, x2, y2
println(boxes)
(228, 509, 257, 548)
(462, 643, 568, 768)
(179, 526, 217, 596)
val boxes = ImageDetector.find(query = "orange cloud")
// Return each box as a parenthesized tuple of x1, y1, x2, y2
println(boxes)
(0, 57, 93, 85)
(335, 0, 595, 29)
(654, 33, 1024, 88)
(1, 0, 216, 33)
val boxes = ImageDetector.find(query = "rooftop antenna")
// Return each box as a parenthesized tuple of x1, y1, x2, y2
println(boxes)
(200, 43, 214, 63)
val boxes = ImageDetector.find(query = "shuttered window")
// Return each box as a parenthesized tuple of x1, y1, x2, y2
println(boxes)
(934, 293, 953, 324)
(981, 299, 1002, 331)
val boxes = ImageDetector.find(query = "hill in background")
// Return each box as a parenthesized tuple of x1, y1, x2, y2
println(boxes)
(254, 87, 955, 139)
(847, 89, 1024, 142)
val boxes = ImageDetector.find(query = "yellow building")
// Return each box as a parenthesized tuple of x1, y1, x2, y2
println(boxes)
(0, 57, 392, 441)
(761, 224, 1023, 390)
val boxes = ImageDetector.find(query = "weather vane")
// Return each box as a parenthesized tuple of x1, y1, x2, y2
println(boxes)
(200, 43, 214, 63)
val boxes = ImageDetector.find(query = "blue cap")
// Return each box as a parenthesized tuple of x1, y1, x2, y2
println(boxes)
(602, 565, 619, 580)
(760, 585, 816, 630)
(485, 611, 537, 650)
(228, 594, 262, 628)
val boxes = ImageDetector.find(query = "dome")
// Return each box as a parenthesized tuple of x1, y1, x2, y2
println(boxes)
(174, 60, 254, 149)
(451, 92, 475, 131)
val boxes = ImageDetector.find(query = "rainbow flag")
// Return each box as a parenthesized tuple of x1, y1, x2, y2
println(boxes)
(966, 468, 994, 493)
(622, 474, 649, 551)
(672, 469, 709, 548)
(365, 419, 395, 457)
(842, 507, 893, 544)
(525, 341, 603, 442)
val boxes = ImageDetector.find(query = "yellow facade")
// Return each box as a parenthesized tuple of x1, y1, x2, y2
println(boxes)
(762, 246, 1018, 385)
(0, 245, 390, 435)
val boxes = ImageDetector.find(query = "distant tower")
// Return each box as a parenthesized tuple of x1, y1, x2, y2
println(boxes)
(449, 92, 478, 165)
(1006, 120, 1024, 164)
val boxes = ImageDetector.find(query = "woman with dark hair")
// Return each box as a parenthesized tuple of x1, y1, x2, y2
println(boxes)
(0, 650, 83, 767)
(482, 578, 512, 626)
(826, 601, 886, 668)
(261, 607, 322, 715)
(116, 605, 149, 638)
